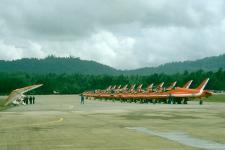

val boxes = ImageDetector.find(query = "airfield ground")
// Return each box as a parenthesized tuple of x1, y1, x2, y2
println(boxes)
(0, 95, 225, 150)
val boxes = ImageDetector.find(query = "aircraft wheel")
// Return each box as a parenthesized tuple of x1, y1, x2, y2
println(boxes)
(199, 100, 203, 105)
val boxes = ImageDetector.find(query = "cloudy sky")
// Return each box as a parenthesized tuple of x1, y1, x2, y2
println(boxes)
(0, 0, 225, 69)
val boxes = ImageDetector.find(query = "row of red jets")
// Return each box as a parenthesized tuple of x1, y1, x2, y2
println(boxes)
(83, 78, 212, 104)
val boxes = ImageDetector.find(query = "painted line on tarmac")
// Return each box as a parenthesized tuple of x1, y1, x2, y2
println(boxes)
(0, 117, 64, 130)
(126, 127, 225, 150)
(32, 117, 64, 126)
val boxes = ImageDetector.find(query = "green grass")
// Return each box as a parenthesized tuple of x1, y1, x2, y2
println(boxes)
(204, 94, 225, 102)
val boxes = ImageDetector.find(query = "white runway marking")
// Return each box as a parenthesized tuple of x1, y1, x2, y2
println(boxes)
(126, 127, 225, 150)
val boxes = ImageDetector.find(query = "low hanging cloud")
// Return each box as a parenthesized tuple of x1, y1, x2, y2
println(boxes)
(0, 0, 225, 69)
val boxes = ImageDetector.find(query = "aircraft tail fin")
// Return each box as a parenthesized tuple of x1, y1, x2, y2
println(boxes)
(147, 84, 153, 91)
(112, 85, 117, 90)
(158, 82, 164, 88)
(183, 80, 193, 89)
(130, 84, 136, 92)
(123, 85, 128, 90)
(137, 84, 143, 92)
(137, 84, 143, 89)
(196, 78, 209, 92)
(157, 82, 164, 91)
(117, 85, 121, 89)
(149, 83, 153, 89)
(169, 81, 176, 88)
(106, 85, 112, 91)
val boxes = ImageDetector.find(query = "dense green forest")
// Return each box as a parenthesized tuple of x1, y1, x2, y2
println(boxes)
(0, 56, 118, 75)
(0, 54, 225, 75)
(0, 69, 224, 95)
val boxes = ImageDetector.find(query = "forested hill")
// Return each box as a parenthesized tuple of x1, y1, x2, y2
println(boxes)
(124, 54, 225, 75)
(0, 56, 118, 75)
(0, 54, 225, 75)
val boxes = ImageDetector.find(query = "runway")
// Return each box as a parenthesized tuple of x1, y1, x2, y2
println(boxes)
(0, 95, 225, 150)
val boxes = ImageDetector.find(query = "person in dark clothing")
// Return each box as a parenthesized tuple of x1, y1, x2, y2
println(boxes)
(24, 96, 28, 104)
(32, 96, 35, 104)
(29, 96, 33, 104)
(80, 94, 84, 104)
(23, 98, 26, 104)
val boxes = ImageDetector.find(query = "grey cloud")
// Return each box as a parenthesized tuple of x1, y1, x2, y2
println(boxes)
(0, 0, 225, 69)
(2, 0, 224, 39)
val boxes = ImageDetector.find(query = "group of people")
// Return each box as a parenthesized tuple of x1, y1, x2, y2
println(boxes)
(23, 96, 36, 105)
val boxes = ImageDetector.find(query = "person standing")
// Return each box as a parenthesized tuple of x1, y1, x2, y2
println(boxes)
(32, 96, 35, 104)
(199, 99, 203, 105)
(80, 94, 84, 104)
(22, 97, 26, 105)
(29, 96, 33, 104)
(25, 96, 29, 104)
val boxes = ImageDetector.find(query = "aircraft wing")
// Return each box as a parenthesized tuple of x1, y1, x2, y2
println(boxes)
(4, 84, 43, 106)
